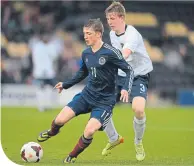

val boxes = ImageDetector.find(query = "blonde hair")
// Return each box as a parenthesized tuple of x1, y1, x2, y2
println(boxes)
(105, 1, 126, 17)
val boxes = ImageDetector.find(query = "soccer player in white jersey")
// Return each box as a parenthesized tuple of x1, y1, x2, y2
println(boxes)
(102, 1, 153, 161)
(31, 33, 59, 112)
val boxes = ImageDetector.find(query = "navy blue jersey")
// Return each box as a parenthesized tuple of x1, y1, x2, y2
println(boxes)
(62, 43, 134, 107)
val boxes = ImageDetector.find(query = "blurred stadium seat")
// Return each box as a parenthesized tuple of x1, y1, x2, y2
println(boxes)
(6, 42, 19, 57)
(188, 31, 194, 45)
(164, 22, 188, 37)
(6, 42, 29, 58)
(1, 33, 8, 48)
(125, 12, 158, 27)
(144, 40, 164, 62)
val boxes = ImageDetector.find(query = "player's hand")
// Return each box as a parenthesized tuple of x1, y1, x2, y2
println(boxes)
(120, 89, 129, 103)
(54, 82, 63, 93)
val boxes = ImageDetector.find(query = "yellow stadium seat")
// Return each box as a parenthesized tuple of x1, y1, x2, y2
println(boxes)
(1, 33, 8, 48)
(144, 39, 164, 62)
(188, 31, 194, 45)
(7, 42, 18, 57)
(150, 47, 164, 62)
(7, 42, 30, 57)
(164, 22, 188, 37)
(143, 39, 152, 50)
(125, 12, 158, 27)
(17, 43, 30, 57)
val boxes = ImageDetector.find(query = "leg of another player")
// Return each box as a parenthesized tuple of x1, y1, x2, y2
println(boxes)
(102, 118, 124, 156)
(102, 91, 124, 156)
(37, 106, 75, 142)
(104, 118, 119, 143)
(64, 118, 101, 163)
(132, 96, 146, 161)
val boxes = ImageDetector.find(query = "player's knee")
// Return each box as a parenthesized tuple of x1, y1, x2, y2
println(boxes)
(84, 127, 97, 138)
(133, 107, 145, 119)
(132, 97, 146, 119)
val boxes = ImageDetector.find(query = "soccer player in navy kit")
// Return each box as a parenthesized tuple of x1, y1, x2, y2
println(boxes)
(37, 18, 134, 163)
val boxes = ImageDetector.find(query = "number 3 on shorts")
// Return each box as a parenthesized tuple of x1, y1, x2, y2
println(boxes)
(140, 83, 145, 93)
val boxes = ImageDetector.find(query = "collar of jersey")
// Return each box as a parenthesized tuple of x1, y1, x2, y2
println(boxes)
(90, 42, 104, 54)
(115, 25, 127, 37)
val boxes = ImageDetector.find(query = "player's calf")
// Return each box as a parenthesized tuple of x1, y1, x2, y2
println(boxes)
(62, 135, 92, 163)
(68, 135, 93, 159)
(49, 119, 64, 136)
(64, 118, 100, 161)
(37, 119, 63, 142)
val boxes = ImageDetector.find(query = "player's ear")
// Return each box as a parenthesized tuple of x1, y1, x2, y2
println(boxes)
(96, 31, 101, 38)
(120, 15, 125, 20)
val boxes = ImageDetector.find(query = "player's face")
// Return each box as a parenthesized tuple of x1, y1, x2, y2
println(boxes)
(83, 27, 99, 46)
(106, 12, 124, 31)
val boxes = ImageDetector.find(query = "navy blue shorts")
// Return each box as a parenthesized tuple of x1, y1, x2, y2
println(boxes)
(67, 93, 112, 130)
(117, 73, 150, 103)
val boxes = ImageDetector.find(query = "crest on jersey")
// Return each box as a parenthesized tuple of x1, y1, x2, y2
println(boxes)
(85, 58, 88, 63)
(99, 57, 106, 65)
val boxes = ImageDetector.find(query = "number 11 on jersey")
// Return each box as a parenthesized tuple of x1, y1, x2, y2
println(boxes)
(91, 67, 97, 77)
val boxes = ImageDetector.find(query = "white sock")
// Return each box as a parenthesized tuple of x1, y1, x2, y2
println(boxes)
(104, 118, 119, 143)
(133, 116, 146, 145)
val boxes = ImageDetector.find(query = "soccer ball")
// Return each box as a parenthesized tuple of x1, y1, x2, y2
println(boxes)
(20, 142, 43, 162)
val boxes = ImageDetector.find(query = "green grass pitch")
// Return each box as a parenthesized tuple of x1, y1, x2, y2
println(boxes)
(1, 106, 194, 166)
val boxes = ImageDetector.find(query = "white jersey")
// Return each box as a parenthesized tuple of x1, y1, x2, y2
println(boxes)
(31, 41, 58, 79)
(110, 25, 153, 77)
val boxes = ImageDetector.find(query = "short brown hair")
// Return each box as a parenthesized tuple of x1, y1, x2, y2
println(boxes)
(105, 1, 126, 17)
(84, 18, 104, 35)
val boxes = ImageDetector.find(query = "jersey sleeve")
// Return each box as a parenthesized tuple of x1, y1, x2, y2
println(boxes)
(123, 27, 139, 53)
(109, 49, 134, 92)
(62, 54, 88, 89)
